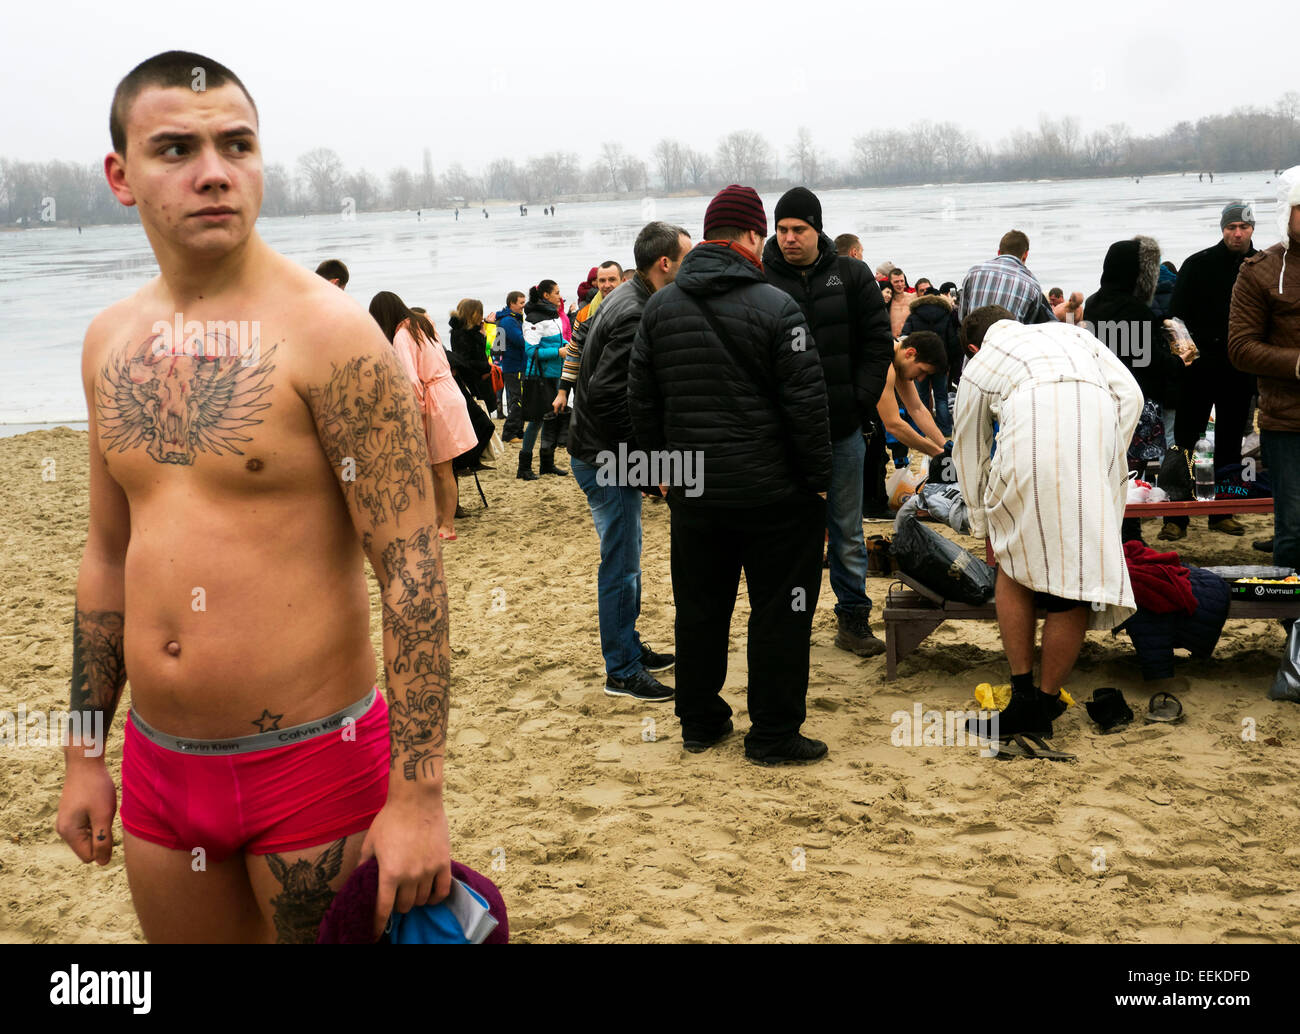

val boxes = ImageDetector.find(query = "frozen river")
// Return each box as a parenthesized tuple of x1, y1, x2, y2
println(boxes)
(0, 168, 1282, 428)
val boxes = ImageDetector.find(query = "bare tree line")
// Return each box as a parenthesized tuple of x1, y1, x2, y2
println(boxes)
(5, 93, 1299, 227)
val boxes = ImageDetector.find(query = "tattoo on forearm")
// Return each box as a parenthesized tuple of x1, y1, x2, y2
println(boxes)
(70, 607, 126, 721)
(97, 336, 277, 465)
(306, 352, 430, 527)
(380, 525, 450, 780)
(265, 838, 346, 944)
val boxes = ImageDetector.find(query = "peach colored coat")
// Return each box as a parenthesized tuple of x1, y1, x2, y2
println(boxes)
(392, 321, 477, 464)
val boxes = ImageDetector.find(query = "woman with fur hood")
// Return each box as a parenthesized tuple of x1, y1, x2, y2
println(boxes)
(901, 290, 961, 436)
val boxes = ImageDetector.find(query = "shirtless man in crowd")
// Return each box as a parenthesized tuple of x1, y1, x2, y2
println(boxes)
(56, 50, 451, 943)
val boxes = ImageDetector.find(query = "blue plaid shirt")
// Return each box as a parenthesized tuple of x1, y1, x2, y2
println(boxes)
(959, 254, 1057, 325)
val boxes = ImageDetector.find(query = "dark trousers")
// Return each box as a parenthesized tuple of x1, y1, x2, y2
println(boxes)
(1170, 366, 1254, 528)
(863, 418, 889, 513)
(669, 493, 825, 752)
(502, 371, 525, 439)
(1263, 431, 1300, 571)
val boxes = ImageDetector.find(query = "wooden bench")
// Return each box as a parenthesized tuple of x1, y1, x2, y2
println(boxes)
(885, 498, 1290, 680)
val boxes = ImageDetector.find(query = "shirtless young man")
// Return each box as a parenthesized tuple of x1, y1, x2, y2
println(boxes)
(55, 50, 452, 943)
(875, 331, 951, 460)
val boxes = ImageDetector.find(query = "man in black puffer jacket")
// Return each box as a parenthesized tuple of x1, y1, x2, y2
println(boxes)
(763, 187, 893, 658)
(628, 185, 832, 766)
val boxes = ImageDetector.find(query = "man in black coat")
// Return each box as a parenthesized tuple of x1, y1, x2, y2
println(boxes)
(567, 222, 692, 704)
(628, 185, 832, 766)
(1164, 201, 1260, 539)
(763, 187, 894, 658)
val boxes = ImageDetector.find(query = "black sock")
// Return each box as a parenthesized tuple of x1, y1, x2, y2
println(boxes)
(1010, 672, 1035, 696)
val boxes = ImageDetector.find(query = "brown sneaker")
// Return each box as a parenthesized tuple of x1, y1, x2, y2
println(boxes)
(1157, 521, 1186, 541)
(1210, 516, 1246, 536)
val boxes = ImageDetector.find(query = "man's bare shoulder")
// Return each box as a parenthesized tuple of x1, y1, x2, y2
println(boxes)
(81, 280, 164, 375)
(273, 259, 389, 367)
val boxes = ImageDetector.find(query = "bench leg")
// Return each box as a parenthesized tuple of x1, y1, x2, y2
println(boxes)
(883, 614, 946, 680)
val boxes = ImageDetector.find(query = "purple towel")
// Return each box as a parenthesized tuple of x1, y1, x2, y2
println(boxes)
(316, 858, 508, 944)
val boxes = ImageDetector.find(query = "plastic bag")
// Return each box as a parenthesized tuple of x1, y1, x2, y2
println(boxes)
(1268, 622, 1300, 702)
(891, 514, 996, 605)
(886, 466, 926, 511)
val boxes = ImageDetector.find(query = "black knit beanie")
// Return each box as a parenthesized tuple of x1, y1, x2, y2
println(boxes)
(773, 187, 823, 233)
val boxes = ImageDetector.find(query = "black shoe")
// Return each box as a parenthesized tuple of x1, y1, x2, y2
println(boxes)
(516, 452, 539, 481)
(834, 607, 886, 657)
(862, 504, 894, 520)
(1254, 537, 1274, 553)
(1084, 687, 1134, 733)
(604, 670, 673, 702)
(968, 685, 1053, 740)
(639, 642, 675, 673)
(454, 504, 467, 519)
(684, 719, 733, 753)
(745, 733, 828, 766)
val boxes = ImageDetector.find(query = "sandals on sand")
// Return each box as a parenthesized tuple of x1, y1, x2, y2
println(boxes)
(1144, 691, 1184, 724)
(990, 733, 1076, 762)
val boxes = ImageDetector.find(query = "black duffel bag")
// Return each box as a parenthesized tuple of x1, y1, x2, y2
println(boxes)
(892, 514, 995, 605)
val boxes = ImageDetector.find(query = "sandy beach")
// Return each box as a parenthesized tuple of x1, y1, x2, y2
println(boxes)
(2, 426, 1298, 944)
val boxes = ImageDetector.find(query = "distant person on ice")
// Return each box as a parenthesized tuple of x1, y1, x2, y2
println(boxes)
(954, 306, 1142, 739)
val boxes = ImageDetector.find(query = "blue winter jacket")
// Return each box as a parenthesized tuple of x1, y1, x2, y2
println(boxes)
(1118, 566, 1229, 680)
(495, 308, 527, 374)
(523, 299, 567, 379)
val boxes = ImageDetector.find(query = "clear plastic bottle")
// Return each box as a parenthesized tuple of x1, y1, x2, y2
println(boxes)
(1194, 437, 1216, 500)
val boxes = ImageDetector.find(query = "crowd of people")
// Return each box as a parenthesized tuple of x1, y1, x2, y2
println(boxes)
(317, 177, 1300, 757)
(59, 47, 1300, 945)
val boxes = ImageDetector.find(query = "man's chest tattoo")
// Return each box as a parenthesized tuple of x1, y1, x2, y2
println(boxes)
(96, 333, 279, 465)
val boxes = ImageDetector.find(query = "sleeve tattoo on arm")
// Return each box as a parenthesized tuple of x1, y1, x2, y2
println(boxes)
(307, 351, 449, 782)
(306, 352, 429, 525)
(70, 608, 126, 722)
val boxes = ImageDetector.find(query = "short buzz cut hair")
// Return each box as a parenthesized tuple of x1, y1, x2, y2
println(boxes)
(1048, 286, 1064, 300)
(110, 50, 258, 157)
(634, 221, 691, 273)
(960, 305, 1015, 352)
(835, 233, 861, 256)
(315, 258, 349, 286)
(998, 229, 1030, 257)
(598, 260, 623, 275)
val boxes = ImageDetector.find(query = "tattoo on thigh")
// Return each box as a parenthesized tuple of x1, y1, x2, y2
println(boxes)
(265, 838, 346, 944)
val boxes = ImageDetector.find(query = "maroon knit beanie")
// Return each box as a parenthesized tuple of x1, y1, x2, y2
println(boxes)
(703, 184, 767, 239)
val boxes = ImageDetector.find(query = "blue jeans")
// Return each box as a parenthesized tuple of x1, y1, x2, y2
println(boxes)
(1263, 431, 1300, 571)
(572, 457, 644, 678)
(917, 374, 953, 437)
(827, 430, 872, 617)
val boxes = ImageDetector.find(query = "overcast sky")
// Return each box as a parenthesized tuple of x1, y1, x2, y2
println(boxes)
(3, 0, 1292, 176)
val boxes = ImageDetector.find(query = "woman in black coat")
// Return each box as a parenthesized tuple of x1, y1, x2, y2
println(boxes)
(448, 298, 496, 412)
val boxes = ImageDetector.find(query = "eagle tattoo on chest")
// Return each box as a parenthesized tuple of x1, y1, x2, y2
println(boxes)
(96, 333, 278, 465)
